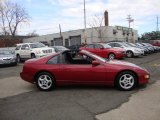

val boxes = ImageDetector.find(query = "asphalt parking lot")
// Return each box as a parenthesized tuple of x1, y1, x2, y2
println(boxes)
(0, 53, 160, 120)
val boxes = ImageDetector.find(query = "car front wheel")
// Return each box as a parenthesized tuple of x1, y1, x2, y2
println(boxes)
(126, 51, 133, 58)
(108, 53, 115, 60)
(36, 72, 55, 91)
(115, 71, 137, 91)
(31, 53, 36, 58)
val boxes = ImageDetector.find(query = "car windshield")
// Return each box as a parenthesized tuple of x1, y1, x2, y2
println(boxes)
(0, 50, 12, 55)
(54, 46, 68, 50)
(82, 50, 106, 62)
(122, 43, 130, 47)
(103, 44, 112, 48)
(30, 43, 46, 48)
(136, 43, 143, 47)
(127, 43, 136, 47)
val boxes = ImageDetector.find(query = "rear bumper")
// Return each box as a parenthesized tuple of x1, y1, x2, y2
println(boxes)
(20, 72, 34, 83)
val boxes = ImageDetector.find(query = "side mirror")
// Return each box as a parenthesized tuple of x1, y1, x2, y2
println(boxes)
(100, 47, 104, 49)
(92, 60, 100, 66)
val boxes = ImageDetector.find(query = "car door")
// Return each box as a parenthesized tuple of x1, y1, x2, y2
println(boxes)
(94, 44, 107, 57)
(20, 44, 27, 58)
(85, 44, 95, 53)
(20, 44, 31, 58)
(58, 53, 106, 84)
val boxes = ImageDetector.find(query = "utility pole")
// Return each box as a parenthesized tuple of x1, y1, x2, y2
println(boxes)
(156, 16, 159, 32)
(84, 0, 87, 44)
(59, 24, 63, 40)
(126, 15, 134, 28)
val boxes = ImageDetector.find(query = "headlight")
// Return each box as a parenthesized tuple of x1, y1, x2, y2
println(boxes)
(134, 49, 140, 52)
(144, 74, 150, 79)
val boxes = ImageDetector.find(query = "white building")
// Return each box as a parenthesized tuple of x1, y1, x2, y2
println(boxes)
(23, 25, 138, 46)
(23, 11, 138, 46)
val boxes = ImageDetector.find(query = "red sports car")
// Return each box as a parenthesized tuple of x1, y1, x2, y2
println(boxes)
(20, 50, 149, 91)
(79, 43, 126, 59)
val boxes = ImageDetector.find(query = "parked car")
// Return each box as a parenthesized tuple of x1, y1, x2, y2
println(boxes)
(125, 42, 149, 55)
(0, 50, 17, 66)
(79, 43, 126, 59)
(144, 43, 160, 52)
(107, 42, 144, 57)
(141, 43, 155, 53)
(15, 42, 55, 62)
(135, 43, 152, 54)
(51, 46, 69, 52)
(20, 50, 149, 91)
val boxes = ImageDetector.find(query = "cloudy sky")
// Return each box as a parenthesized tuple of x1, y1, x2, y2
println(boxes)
(13, 0, 160, 36)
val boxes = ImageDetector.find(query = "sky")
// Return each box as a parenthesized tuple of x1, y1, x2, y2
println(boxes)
(11, 0, 160, 36)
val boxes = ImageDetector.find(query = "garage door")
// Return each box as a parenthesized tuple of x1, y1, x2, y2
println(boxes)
(69, 35, 81, 46)
(51, 38, 63, 46)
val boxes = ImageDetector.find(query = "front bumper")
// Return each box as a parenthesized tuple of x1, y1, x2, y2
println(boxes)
(134, 52, 144, 56)
(0, 59, 17, 65)
(138, 73, 150, 85)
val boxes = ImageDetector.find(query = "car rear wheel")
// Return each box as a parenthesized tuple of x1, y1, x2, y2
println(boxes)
(126, 51, 133, 58)
(108, 53, 115, 60)
(115, 71, 137, 91)
(31, 53, 36, 58)
(36, 72, 55, 91)
(17, 54, 21, 63)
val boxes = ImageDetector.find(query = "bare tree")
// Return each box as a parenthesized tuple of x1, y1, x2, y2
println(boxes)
(0, 0, 29, 37)
(27, 30, 39, 37)
(88, 15, 106, 42)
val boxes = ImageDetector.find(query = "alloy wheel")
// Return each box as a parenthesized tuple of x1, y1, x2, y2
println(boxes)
(37, 74, 53, 90)
(119, 74, 135, 90)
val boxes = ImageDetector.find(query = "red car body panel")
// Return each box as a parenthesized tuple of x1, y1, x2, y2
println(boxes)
(79, 43, 126, 59)
(20, 50, 149, 87)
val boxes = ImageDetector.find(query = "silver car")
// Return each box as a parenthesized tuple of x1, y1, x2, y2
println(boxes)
(0, 50, 17, 66)
(107, 42, 144, 58)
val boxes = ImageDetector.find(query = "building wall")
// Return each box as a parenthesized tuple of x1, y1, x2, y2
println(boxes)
(23, 26, 138, 46)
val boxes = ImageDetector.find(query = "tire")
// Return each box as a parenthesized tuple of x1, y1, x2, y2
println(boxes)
(126, 51, 133, 58)
(115, 71, 137, 91)
(31, 53, 36, 59)
(108, 53, 115, 60)
(16, 54, 21, 63)
(36, 72, 55, 91)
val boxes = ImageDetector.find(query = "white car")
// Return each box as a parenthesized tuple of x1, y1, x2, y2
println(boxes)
(107, 42, 144, 58)
(15, 42, 55, 62)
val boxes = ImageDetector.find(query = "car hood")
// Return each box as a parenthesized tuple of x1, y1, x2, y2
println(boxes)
(0, 54, 15, 58)
(107, 60, 142, 69)
(32, 47, 55, 51)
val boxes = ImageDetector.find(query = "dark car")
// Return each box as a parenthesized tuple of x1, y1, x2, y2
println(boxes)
(20, 50, 149, 91)
(51, 46, 69, 52)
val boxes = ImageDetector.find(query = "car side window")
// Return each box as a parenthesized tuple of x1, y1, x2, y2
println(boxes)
(15, 45, 21, 50)
(87, 44, 94, 48)
(25, 44, 30, 50)
(95, 44, 103, 49)
(21, 45, 27, 50)
(115, 43, 121, 47)
(108, 43, 114, 47)
(47, 55, 59, 64)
